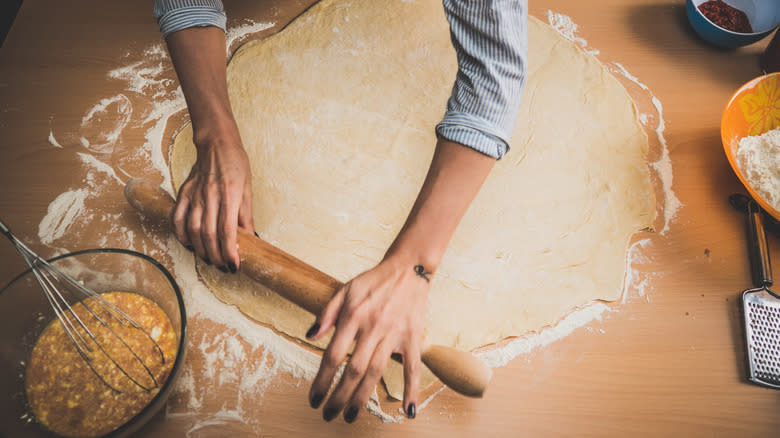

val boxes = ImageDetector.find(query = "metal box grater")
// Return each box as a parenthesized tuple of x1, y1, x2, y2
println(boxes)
(743, 290, 780, 388)
(734, 194, 780, 389)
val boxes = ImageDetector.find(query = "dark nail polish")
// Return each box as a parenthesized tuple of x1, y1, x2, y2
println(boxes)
(305, 322, 320, 339)
(254, 231, 259, 238)
(228, 262, 237, 274)
(407, 403, 416, 419)
(323, 407, 339, 422)
(203, 257, 211, 266)
(217, 266, 229, 274)
(344, 406, 358, 423)
(185, 245, 194, 251)
(310, 393, 324, 409)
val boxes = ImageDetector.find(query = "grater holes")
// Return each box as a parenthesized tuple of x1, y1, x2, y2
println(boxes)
(746, 298, 780, 384)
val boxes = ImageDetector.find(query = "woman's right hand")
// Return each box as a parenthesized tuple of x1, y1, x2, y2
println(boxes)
(172, 127, 254, 273)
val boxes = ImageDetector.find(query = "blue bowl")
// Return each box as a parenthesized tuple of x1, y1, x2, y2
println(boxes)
(686, 0, 780, 48)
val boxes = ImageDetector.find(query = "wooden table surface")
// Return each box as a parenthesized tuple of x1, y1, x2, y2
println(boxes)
(1, 1, 778, 437)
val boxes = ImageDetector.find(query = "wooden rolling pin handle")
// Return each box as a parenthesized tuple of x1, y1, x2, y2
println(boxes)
(125, 178, 492, 397)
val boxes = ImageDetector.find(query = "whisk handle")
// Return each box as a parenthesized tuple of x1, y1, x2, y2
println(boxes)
(747, 200, 773, 288)
(0, 219, 19, 244)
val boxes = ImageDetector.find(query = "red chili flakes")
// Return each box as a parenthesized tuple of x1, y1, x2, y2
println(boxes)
(698, 0, 753, 33)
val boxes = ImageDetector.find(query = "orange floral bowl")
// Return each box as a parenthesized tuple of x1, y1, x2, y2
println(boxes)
(722, 72, 780, 220)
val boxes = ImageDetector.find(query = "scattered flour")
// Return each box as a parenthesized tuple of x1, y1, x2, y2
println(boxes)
(226, 20, 276, 55)
(80, 94, 133, 154)
(622, 239, 655, 304)
(142, 92, 187, 195)
(368, 390, 404, 423)
(77, 152, 124, 185)
(546, 11, 599, 55)
(181, 413, 252, 437)
(476, 302, 611, 368)
(418, 385, 447, 412)
(609, 62, 681, 234)
(38, 189, 89, 246)
(736, 127, 780, 212)
(48, 130, 63, 148)
(109, 45, 172, 99)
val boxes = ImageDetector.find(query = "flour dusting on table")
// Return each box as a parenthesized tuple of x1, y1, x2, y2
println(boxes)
(38, 189, 89, 247)
(226, 20, 275, 54)
(109, 45, 172, 98)
(48, 129, 63, 148)
(477, 302, 611, 367)
(622, 239, 655, 304)
(80, 94, 133, 154)
(546, 10, 599, 55)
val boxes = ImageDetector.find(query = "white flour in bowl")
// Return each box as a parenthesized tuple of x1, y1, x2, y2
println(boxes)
(737, 127, 780, 212)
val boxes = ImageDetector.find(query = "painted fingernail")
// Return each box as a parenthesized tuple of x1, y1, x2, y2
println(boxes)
(305, 322, 320, 339)
(228, 262, 237, 274)
(253, 231, 259, 238)
(310, 393, 324, 409)
(185, 245, 194, 251)
(407, 403, 416, 419)
(344, 406, 358, 423)
(323, 407, 339, 422)
(217, 266, 229, 274)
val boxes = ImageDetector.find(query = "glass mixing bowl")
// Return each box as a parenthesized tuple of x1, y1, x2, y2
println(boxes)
(0, 248, 187, 438)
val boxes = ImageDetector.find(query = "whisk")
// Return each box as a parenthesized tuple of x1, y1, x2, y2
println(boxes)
(0, 219, 164, 393)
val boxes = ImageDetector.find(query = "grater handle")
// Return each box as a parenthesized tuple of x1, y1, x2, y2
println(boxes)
(747, 200, 773, 288)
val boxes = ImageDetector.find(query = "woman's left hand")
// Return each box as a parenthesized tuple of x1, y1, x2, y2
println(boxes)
(306, 255, 432, 423)
(306, 137, 497, 424)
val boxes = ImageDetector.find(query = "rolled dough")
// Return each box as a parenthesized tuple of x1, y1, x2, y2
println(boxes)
(170, 0, 655, 399)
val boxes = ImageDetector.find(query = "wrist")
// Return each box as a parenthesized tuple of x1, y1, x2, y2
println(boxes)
(192, 116, 242, 153)
(383, 243, 444, 277)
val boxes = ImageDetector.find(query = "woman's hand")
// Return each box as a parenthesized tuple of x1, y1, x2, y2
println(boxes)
(306, 255, 431, 423)
(165, 27, 255, 271)
(172, 130, 254, 272)
(305, 138, 496, 423)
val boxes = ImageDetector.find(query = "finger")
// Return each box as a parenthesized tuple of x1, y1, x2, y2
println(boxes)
(306, 283, 348, 341)
(218, 184, 241, 272)
(321, 330, 381, 423)
(401, 339, 422, 419)
(342, 335, 397, 424)
(237, 180, 255, 234)
(172, 183, 193, 248)
(308, 314, 359, 412)
(201, 184, 225, 268)
(186, 196, 209, 265)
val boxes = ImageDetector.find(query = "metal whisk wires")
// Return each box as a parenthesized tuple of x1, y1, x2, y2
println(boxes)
(0, 219, 164, 393)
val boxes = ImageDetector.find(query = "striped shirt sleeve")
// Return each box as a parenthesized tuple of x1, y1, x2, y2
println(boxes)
(153, 0, 227, 38)
(437, 0, 528, 159)
(152, 0, 527, 159)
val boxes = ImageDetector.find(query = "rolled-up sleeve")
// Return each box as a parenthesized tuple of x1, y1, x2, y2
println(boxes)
(437, 0, 528, 159)
(153, 0, 227, 38)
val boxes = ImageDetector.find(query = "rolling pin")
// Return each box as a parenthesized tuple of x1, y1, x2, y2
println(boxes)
(125, 178, 491, 398)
